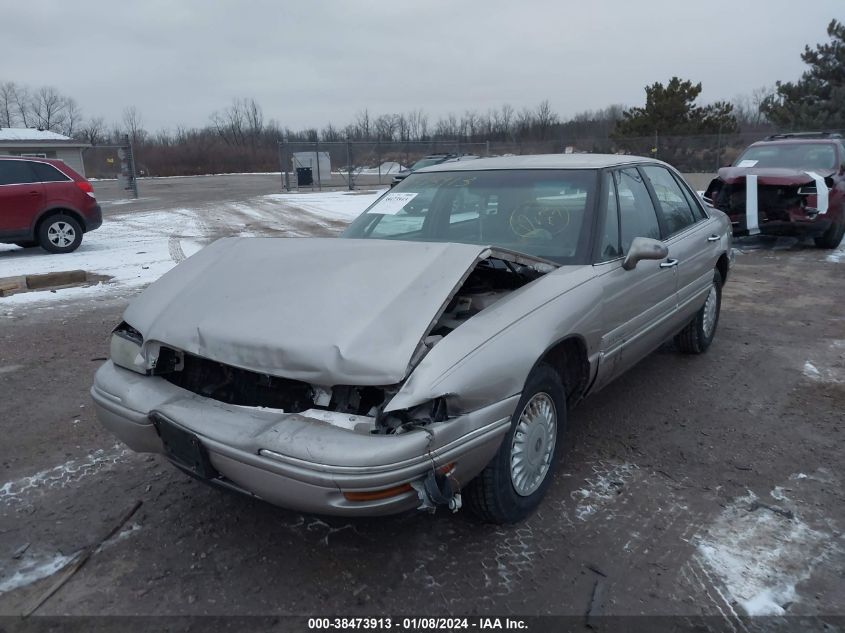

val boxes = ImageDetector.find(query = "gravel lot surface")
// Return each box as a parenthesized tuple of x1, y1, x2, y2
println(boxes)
(0, 175, 843, 624)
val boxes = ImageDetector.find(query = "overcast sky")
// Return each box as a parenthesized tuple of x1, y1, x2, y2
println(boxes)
(1, 0, 840, 132)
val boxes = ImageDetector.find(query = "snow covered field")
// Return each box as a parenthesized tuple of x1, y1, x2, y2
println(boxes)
(0, 189, 385, 308)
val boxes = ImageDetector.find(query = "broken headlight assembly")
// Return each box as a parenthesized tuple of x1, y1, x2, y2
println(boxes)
(377, 396, 450, 433)
(110, 323, 147, 375)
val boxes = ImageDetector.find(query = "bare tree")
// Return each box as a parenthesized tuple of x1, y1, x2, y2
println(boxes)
(322, 122, 342, 141)
(354, 109, 370, 139)
(61, 97, 82, 137)
(123, 105, 146, 145)
(243, 98, 263, 148)
(0, 82, 18, 127)
(515, 107, 533, 139)
(534, 99, 559, 140)
(31, 86, 68, 131)
(80, 116, 106, 145)
(374, 113, 398, 140)
(396, 113, 410, 141)
(13, 84, 32, 128)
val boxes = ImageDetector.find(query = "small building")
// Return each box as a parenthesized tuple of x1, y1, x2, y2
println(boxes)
(292, 151, 331, 184)
(0, 128, 89, 176)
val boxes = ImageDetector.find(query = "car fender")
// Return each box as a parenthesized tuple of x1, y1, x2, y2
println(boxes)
(385, 265, 603, 414)
(30, 203, 87, 234)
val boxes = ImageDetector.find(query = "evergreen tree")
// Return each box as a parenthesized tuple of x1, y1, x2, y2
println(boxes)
(614, 77, 738, 138)
(761, 19, 845, 129)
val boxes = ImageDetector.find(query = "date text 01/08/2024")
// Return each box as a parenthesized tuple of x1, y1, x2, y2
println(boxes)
(307, 617, 529, 630)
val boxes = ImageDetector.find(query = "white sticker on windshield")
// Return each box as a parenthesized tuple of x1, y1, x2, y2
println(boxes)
(366, 192, 418, 215)
(737, 159, 758, 167)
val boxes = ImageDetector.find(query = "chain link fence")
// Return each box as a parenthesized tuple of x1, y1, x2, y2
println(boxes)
(279, 140, 492, 190)
(82, 129, 843, 187)
(280, 132, 840, 191)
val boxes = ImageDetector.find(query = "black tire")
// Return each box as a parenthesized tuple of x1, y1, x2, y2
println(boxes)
(466, 363, 566, 524)
(814, 218, 845, 249)
(13, 240, 38, 248)
(675, 270, 722, 354)
(37, 214, 83, 254)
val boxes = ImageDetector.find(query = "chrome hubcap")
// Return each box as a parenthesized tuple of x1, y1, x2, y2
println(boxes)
(702, 283, 718, 337)
(509, 392, 557, 496)
(47, 221, 76, 248)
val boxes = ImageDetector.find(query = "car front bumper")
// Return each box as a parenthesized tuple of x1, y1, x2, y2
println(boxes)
(728, 213, 834, 238)
(91, 361, 516, 516)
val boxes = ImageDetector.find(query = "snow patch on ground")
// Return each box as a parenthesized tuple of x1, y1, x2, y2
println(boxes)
(570, 462, 638, 521)
(95, 522, 143, 554)
(802, 346, 844, 383)
(263, 189, 384, 221)
(694, 482, 840, 616)
(0, 447, 129, 506)
(803, 361, 822, 379)
(0, 208, 204, 306)
(0, 551, 77, 594)
(0, 190, 380, 309)
(826, 241, 845, 263)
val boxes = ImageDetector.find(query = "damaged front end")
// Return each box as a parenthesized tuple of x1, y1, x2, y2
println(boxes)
(94, 238, 554, 515)
(705, 167, 835, 236)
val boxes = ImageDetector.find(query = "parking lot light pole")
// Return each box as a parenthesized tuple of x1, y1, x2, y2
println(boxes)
(280, 139, 290, 192)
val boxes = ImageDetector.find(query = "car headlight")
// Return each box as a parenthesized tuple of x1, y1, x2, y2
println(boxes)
(110, 323, 147, 374)
(379, 396, 450, 432)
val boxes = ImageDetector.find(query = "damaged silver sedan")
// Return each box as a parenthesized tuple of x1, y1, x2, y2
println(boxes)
(92, 155, 733, 523)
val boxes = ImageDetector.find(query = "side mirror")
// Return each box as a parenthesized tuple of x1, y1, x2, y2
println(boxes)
(622, 237, 669, 271)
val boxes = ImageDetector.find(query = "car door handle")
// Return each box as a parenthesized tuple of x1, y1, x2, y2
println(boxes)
(659, 258, 679, 268)
(29, 190, 41, 196)
(707, 234, 720, 242)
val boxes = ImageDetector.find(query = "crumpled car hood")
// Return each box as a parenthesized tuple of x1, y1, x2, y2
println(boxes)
(123, 237, 528, 386)
(717, 166, 834, 186)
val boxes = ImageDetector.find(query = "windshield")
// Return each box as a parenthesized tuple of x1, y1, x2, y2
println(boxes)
(342, 169, 598, 264)
(735, 142, 837, 170)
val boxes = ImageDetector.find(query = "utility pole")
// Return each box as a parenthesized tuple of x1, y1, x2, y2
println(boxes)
(119, 134, 138, 199)
(315, 137, 322, 192)
(346, 138, 353, 191)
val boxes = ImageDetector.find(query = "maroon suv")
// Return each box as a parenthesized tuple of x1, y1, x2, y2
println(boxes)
(704, 133, 845, 249)
(0, 156, 102, 254)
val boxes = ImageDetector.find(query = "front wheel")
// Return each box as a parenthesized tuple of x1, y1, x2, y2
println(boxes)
(675, 270, 722, 354)
(814, 218, 845, 249)
(38, 214, 83, 254)
(466, 364, 566, 524)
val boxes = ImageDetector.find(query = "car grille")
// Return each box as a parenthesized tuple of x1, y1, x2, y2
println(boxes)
(714, 182, 801, 222)
(161, 349, 314, 412)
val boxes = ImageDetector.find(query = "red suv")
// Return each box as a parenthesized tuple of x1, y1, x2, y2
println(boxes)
(0, 156, 102, 254)
(704, 133, 845, 249)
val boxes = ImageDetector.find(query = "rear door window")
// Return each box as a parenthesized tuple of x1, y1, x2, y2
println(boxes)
(614, 168, 660, 254)
(30, 162, 71, 182)
(0, 160, 39, 186)
(641, 165, 698, 236)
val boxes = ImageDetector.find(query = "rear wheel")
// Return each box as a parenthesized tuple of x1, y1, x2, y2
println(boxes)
(814, 218, 845, 249)
(38, 214, 83, 254)
(466, 364, 566, 524)
(675, 270, 722, 354)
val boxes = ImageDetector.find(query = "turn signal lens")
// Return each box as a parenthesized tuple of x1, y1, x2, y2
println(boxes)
(343, 483, 413, 502)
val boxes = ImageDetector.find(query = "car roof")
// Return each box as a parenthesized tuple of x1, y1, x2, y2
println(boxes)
(416, 153, 671, 173)
(749, 138, 840, 147)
